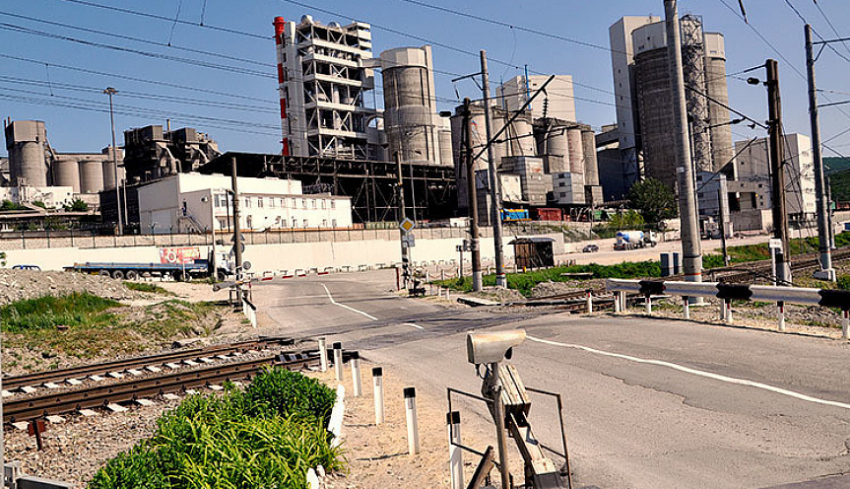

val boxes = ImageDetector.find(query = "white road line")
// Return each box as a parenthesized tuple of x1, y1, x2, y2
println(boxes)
(527, 335, 850, 411)
(403, 323, 424, 330)
(320, 283, 379, 321)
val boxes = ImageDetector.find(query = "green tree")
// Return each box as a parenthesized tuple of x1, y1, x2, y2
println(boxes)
(0, 200, 24, 211)
(628, 178, 678, 226)
(64, 199, 89, 212)
(607, 210, 645, 230)
(32, 201, 46, 209)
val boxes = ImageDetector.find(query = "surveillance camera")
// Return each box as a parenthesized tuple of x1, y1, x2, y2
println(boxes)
(466, 329, 526, 365)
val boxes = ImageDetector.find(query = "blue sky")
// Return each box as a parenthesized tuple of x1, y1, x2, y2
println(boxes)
(1, 0, 849, 159)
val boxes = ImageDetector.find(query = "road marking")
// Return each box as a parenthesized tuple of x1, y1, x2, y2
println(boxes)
(403, 323, 424, 330)
(527, 335, 850, 411)
(320, 283, 378, 321)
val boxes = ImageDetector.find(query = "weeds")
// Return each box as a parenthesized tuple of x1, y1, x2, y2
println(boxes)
(123, 282, 176, 296)
(0, 292, 120, 332)
(89, 368, 343, 489)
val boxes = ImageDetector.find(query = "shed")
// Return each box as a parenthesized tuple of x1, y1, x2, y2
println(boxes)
(509, 237, 555, 270)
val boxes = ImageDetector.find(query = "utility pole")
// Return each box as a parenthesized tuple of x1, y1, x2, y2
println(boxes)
(396, 151, 411, 288)
(480, 50, 506, 288)
(766, 59, 792, 285)
(463, 98, 482, 292)
(230, 156, 243, 272)
(665, 0, 703, 292)
(104, 87, 123, 235)
(805, 24, 836, 281)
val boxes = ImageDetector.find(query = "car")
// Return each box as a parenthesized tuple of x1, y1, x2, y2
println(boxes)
(582, 244, 599, 253)
(11, 264, 41, 271)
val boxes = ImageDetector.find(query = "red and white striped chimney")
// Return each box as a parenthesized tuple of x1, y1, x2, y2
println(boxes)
(273, 16, 290, 156)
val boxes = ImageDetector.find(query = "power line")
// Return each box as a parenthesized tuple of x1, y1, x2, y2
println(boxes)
(0, 22, 275, 79)
(0, 11, 274, 68)
(53, 0, 268, 40)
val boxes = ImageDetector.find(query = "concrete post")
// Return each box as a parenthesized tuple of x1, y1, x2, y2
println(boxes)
(645, 295, 652, 315)
(373, 367, 384, 425)
(480, 51, 507, 288)
(683, 297, 690, 320)
(333, 342, 343, 382)
(351, 352, 362, 398)
(586, 290, 593, 314)
(447, 411, 463, 489)
(614, 292, 622, 313)
(318, 337, 328, 373)
(404, 387, 420, 455)
(725, 300, 733, 324)
(778, 301, 786, 332)
(843, 310, 849, 340)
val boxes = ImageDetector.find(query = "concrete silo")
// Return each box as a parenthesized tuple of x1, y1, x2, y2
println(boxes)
(438, 119, 453, 168)
(533, 118, 569, 174)
(4, 120, 49, 187)
(79, 159, 105, 193)
(705, 32, 734, 170)
(52, 158, 80, 193)
(567, 128, 585, 175)
(381, 46, 445, 165)
(581, 129, 600, 186)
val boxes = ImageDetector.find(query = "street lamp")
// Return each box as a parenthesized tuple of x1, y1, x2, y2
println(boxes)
(103, 87, 123, 235)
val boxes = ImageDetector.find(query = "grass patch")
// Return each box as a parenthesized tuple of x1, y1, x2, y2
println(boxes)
(704, 232, 850, 267)
(2, 295, 223, 360)
(0, 292, 121, 333)
(89, 367, 343, 489)
(123, 281, 176, 296)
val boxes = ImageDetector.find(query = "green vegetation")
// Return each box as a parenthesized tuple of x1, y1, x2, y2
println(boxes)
(825, 156, 850, 175)
(0, 200, 25, 211)
(628, 178, 678, 227)
(2, 294, 222, 360)
(89, 368, 343, 489)
(31, 201, 46, 209)
(0, 292, 120, 333)
(704, 232, 850, 266)
(439, 260, 661, 297)
(63, 198, 89, 212)
(123, 281, 175, 296)
(837, 275, 850, 291)
(593, 210, 645, 239)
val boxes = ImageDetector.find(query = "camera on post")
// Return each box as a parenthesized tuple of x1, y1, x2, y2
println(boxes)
(466, 330, 526, 365)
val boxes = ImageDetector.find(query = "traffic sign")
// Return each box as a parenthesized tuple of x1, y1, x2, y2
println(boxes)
(399, 218, 415, 234)
(402, 234, 416, 248)
(769, 238, 782, 250)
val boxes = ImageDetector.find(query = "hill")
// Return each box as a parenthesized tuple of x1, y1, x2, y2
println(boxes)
(825, 156, 850, 174)
(829, 167, 850, 202)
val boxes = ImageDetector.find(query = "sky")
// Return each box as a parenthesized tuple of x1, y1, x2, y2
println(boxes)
(1, 0, 849, 160)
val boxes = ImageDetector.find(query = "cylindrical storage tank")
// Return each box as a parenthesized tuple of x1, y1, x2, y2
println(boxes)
(634, 46, 677, 191)
(16, 142, 48, 187)
(581, 129, 599, 186)
(491, 109, 509, 163)
(468, 105, 490, 171)
(102, 159, 116, 190)
(381, 46, 439, 165)
(567, 128, 585, 175)
(705, 32, 734, 171)
(438, 128, 453, 168)
(52, 158, 80, 193)
(79, 159, 105, 193)
(508, 115, 535, 157)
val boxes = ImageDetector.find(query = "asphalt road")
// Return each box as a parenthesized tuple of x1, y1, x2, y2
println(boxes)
(253, 270, 850, 489)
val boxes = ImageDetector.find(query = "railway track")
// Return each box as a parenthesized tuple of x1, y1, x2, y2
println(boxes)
(2, 336, 294, 396)
(4, 350, 320, 424)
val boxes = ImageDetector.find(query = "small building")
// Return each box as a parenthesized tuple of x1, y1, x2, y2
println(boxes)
(552, 172, 585, 205)
(510, 237, 555, 270)
(137, 173, 353, 234)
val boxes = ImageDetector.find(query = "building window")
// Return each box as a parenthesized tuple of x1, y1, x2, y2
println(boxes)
(301, 199, 307, 209)
(332, 219, 337, 227)
(269, 198, 275, 208)
(258, 197, 264, 208)
(281, 198, 286, 207)
(311, 199, 316, 209)
(292, 217, 297, 228)
(281, 218, 287, 228)
(244, 198, 251, 208)
(322, 219, 328, 227)
(321, 199, 326, 209)
(303, 219, 309, 228)
(331, 200, 336, 210)
(246, 215, 253, 228)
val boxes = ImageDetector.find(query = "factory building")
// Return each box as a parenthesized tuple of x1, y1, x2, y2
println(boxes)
(498, 75, 577, 123)
(609, 15, 734, 194)
(380, 45, 452, 167)
(273, 15, 381, 160)
(122, 125, 220, 184)
(3, 119, 120, 211)
(137, 173, 353, 234)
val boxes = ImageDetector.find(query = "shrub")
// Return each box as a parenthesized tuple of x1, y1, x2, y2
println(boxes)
(0, 292, 120, 332)
(245, 366, 337, 424)
(838, 275, 850, 291)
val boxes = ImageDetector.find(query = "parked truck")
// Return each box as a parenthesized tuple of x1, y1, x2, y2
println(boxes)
(614, 230, 657, 251)
(65, 250, 233, 281)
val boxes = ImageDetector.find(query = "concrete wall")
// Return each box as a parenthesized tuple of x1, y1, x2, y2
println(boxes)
(0, 228, 564, 272)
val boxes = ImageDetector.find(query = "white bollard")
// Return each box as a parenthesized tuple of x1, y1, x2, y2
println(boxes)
(333, 342, 344, 382)
(351, 351, 362, 398)
(586, 290, 593, 314)
(614, 292, 622, 313)
(447, 411, 463, 489)
(777, 301, 785, 332)
(404, 387, 420, 455)
(683, 297, 690, 320)
(719, 300, 727, 322)
(725, 300, 733, 324)
(843, 309, 849, 340)
(445, 288, 450, 300)
(373, 367, 384, 425)
(318, 337, 328, 373)
(645, 295, 652, 315)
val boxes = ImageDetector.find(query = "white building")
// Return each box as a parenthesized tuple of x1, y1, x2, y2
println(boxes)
(0, 186, 75, 209)
(498, 75, 576, 122)
(734, 134, 816, 219)
(138, 173, 353, 234)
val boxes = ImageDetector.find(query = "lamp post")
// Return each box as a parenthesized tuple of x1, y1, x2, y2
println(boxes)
(103, 87, 123, 235)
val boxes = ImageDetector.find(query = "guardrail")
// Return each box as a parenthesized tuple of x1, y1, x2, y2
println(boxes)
(606, 279, 850, 339)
